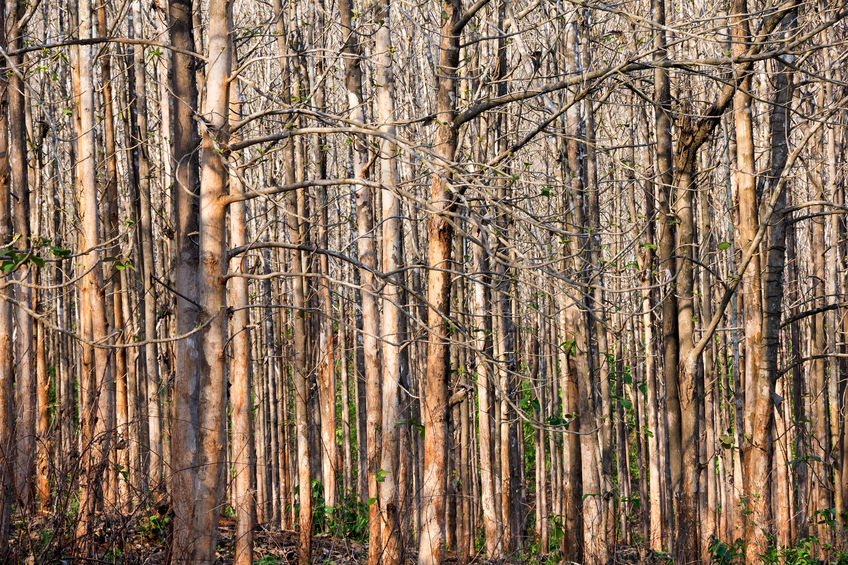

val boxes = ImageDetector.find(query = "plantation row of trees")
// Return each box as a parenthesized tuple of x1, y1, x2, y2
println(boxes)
(0, 0, 845, 563)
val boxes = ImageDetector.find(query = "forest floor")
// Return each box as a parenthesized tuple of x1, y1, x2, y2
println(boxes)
(8, 515, 660, 564)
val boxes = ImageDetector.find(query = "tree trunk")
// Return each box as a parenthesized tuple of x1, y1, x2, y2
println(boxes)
(472, 219, 503, 559)
(130, 0, 163, 483)
(419, 2, 461, 563)
(0, 3, 14, 546)
(191, 0, 231, 560)
(376, 0, 403, 560)
(71, 0, 114, 550)
(168, 0, 201, 554)
(229, 80, 255, 565)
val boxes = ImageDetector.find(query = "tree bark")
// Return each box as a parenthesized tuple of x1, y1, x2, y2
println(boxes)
(376, 0, 403, 560)
(190, 0, 232, 560)
(167, 0, 201, 555)
(418, 2, 461, 563)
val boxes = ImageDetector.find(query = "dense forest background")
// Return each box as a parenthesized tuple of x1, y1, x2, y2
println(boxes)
(0, 0, 845, 563)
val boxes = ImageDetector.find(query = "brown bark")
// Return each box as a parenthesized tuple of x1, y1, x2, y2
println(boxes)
(95, 0, 128, 511)
(336, 0, 383, 558)
(130, 0, 162, 483)
(229, 81, 255, 565)
(472, 219, 503, 559)
(71, 0, 114, 550)
(563, 20, 605, 564)
(6, 0, 34, 512)
(376, 0, 403, 560)
(651, 1, 681, 546)
(731, 1, 770, 558)
(0, 2, 13, 546)
(167, 0, 201, 556)
(190, 0, 231, 560)
(418, 2, 461, 563)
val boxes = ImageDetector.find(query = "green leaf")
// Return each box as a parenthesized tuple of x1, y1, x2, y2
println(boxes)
(718, 241, 731, 251)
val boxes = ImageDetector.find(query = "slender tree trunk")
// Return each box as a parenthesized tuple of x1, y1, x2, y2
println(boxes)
(418, 3, 461, 564)
(0, 4, 14, 546)
(759, 13, 795, 552)
(95, 0, 129, 511)
(730, 1, 770, 558)
(376, 0, 403, 560)
(6, 0, 34, 513)
(229, 80, 255, 565)
(190, 0, 232, 560)
(130, 0, 163, 483)
(472, 219, 503, 559)
(168, 0, 201, 556)
(72, 0, 114, 550)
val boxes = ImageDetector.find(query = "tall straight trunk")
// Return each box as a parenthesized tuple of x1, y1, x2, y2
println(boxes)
(190, 0, 231, 560)
(72, 0, 114, 550)
(635, 110, 663, 549)
(698, 182, 718, 563)
(534, 332, 549, 551)
(263, 244, 282, 526)
(419, 2, 461, 564)
(674, 158, 700, 564)
(229, 82, 255, 565)
(130, 0, 162, 482)
(316, 189, 337, 509)
(651, 0, 681, 547)
(822, 61, 841, 534)
(307, 0, 337, 511)
(472, 220, 503, 559)
(758, 11, 796, 553)
(731, 1, 769, 558)
(557, 289, 583, 561)
(168, 0, 201, 555)
(96, 0, 128, 510)
(35, 314, 49, 508)
(269, 0, 306, 541)
(563, 21, 605, 563)
(336, 0, 383, 558)
(120, 48, 151, 500)
(6, 0, 34, 511)
(339, 293, 353, 495)
(811, 98, 830, 551)
(376, 0, 403, 561)
(490, 7, 517, 547)
(579, 18, 614, 547)
(0, 2, 13, 546)
(278, 36, 313, 563)
(786, 219, 808, 540)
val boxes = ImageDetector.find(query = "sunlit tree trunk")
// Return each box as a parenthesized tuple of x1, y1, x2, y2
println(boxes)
(376, 0, 403, 560)
(730, 1, 770, 558)
(71, 0, 114, 550)
(95, 0, 128, 511)
(229, 80, 255, 565)
(190, 0, 232, 560)
(419, 1, 461, 563)
(472, 219, 503, 559)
